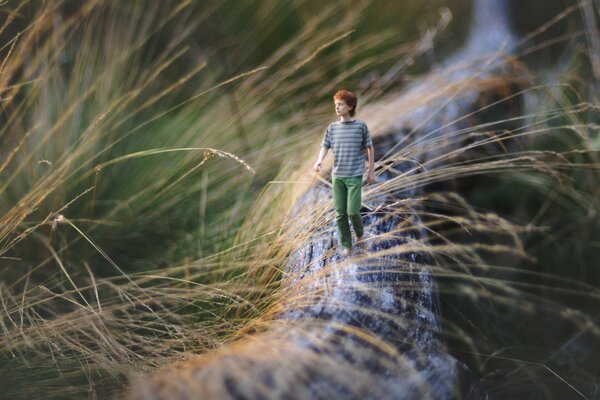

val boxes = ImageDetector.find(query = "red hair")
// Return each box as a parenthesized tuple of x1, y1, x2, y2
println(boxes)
(333, 90, 358, 117)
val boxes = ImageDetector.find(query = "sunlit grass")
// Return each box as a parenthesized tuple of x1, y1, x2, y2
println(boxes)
(0, 0, 454, 397)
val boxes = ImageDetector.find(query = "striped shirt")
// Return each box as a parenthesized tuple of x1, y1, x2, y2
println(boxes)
(321, 119, 373, 177)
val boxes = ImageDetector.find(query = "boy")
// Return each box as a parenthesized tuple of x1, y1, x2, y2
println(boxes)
(313, 90, 375, 256)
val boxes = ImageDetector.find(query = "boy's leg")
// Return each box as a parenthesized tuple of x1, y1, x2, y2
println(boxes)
(346, 175, 364, 239)
(332, 177, 352, 249)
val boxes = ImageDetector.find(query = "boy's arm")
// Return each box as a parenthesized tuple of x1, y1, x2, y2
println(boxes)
(361, 123, 374, 184)
(366, 146, 375, 184)
(313, 147, 329, 172)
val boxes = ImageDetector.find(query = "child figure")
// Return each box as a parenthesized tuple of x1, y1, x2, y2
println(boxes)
(313, 90, 375, 256)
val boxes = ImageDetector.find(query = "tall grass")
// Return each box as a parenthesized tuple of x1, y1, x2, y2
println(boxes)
(0, 0, 458, 398)
(0, 0, 598, 399)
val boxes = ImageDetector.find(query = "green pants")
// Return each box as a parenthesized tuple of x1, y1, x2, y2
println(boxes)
(332, 175, 364, 249)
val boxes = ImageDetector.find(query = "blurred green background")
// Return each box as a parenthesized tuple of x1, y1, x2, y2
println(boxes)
(0, 0, 598, 399)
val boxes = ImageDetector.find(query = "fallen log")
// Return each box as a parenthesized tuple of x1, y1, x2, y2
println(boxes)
(127, 1, 527, 398)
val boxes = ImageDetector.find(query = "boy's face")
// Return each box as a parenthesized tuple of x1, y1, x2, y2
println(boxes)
(334, 99, 353, 117)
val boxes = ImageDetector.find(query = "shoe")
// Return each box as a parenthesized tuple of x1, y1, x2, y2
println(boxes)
(356, 232, 370, 250)
(341, 247, 351, 257)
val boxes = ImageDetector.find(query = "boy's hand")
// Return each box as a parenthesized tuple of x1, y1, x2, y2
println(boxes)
(366, 169, 375, 185)
(313, 162, 322, 172)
